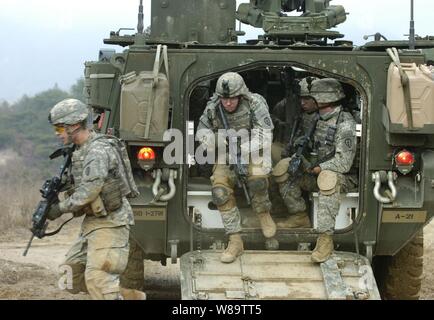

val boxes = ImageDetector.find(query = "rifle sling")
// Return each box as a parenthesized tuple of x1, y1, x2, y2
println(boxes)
(43, 216, 74, 237)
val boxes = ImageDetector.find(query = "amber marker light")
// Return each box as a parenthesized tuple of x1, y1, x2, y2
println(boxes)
(137, 147, 156, 161)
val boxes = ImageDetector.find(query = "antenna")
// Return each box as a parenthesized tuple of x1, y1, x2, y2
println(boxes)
(137, 0, 144, 34)
(409, 0, 415, 49)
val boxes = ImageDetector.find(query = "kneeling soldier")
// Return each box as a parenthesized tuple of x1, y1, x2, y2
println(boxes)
(273, 78, 357, 263)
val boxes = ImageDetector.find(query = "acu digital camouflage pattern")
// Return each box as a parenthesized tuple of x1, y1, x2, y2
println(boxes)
(299, 76, 319, 97)
(211, 163, 272, 234)
(60, 226, 130, 300)
(197, 92, 274, 154)
(58, 131, 136, 235)
(55, 130, 138, 299)
(49, 98, 89, 125)
(215, 72, 250, 98)
(197, 73, 274, 235)
(271, 76, 319, 146)
(277, 104, 357, 233)
(308, 78, 346, 104)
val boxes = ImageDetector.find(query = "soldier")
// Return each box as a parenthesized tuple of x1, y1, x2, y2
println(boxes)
(279, 76, 320, 161)
(46, 99, 145, 299)
(270, 77, 319, 220)
(272, 78, 357, 263)
(196, 72, 276, 263)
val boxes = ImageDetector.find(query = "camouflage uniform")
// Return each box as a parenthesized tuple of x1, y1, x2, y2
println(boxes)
(270, 77, 319, 217)
(273, 77, 320, 163)
(273, 79, 357, 234)
(48, 99, 139, 299)
(196, 72, 275, 237)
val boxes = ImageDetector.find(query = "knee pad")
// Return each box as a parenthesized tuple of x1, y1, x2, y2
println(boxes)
(212, 186, 236, 211)
(212, 186, 231, 206)
(247, 177, 268, 194)
(272, 158, 291, 184)
(317, 170, 338, 196)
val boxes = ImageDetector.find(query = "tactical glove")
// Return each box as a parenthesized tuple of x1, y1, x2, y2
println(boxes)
(300, 155, 312, 172)
(47, 203, 63, 221)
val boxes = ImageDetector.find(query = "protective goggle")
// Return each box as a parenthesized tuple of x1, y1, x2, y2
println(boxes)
(53, 125, 66, 134)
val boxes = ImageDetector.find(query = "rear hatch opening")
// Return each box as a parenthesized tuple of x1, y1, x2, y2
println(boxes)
(186, 65, 364, 240)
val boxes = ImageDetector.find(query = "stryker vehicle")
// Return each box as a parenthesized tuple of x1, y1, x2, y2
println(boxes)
(83, 0, 434, 299)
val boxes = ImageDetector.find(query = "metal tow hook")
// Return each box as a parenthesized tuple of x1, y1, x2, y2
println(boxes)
(371, 171, 397, 204)
(152, 169, 177, 202)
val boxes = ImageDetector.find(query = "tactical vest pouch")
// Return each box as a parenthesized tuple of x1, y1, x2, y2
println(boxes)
(92, 135, 140, 199)
(384, 53, 434, 134)
(101, 177, 123, 212)
(90, 196, 108, 217)
(119, 44, 170, 140)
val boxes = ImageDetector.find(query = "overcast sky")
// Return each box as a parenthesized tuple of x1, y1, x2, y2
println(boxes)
(0, 0, 432, 103)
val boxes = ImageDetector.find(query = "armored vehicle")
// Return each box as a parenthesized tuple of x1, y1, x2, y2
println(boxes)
(83, 0, 434, 299)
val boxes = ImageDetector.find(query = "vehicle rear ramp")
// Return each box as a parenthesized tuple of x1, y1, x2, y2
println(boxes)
(180, 250, 380, 300)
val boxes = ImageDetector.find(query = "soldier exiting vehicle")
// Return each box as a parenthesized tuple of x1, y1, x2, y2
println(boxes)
(46, 99, 145, 299)
(196, 72, 276, 263)
(272, 78, 357, 263)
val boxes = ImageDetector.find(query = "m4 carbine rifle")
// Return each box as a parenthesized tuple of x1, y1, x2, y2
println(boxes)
(216, 102, 251, 205)
(282, 113, 320, 198)
(23, 146, 75, 256)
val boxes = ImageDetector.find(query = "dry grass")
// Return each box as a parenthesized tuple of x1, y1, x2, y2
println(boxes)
(0, 150, 42, 233)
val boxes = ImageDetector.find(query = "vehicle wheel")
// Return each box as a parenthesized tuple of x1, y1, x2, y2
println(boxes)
(373, 231, 424, 300)
(120, 237, 145, 290)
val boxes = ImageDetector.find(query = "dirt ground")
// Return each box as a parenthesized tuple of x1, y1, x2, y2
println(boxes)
(0, 218, 433, 300)
(421, 221, 434, 299)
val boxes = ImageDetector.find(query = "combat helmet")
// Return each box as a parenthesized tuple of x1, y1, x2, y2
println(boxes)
(215, 72, 249, 98)
(299, 76, 320, 97)
(308, 78, 345, 104)
(49, 99, 89, 125)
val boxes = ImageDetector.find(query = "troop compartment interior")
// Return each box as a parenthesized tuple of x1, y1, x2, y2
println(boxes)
(186, 65, 363, 247)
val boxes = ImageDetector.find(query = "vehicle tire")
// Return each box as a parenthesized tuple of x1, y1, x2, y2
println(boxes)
(373, 231, 424, 300)
(120, 237, 145, 290)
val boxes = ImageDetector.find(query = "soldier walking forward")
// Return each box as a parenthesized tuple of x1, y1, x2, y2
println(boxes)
(46, 99, 145, 299)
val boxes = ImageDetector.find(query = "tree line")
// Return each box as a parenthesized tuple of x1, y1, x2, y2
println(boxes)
(0, 79, 85, 175)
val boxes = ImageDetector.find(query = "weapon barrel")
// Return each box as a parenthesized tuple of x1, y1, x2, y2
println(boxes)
(23, 234, 35, 256)
(242, 183, 251, 205)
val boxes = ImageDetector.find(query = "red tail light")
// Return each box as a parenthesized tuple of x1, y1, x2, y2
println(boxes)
(395, 150, 415, 166)
(394, 149, 415, 175)
(137, 147, 156, 161)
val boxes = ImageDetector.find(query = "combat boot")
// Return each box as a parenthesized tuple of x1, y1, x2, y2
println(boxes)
(311, 233, 334, 263)
(221, 233, 244, 263)
(257, 212, 277, 238)
(277, 212, 311, 228)
(120, 287, 147, 300)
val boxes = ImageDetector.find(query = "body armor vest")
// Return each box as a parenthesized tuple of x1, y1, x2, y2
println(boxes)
(211, 98, 252, 133)
(312, 109, 343, 160)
